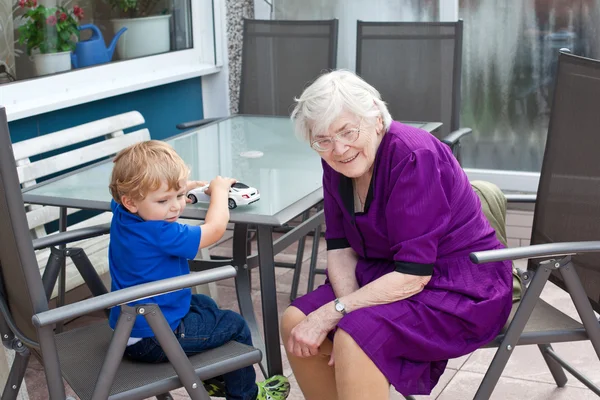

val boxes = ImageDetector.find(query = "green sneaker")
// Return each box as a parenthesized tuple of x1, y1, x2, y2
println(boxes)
(256, 375, 290, 400)
(203, 376, 227, 397)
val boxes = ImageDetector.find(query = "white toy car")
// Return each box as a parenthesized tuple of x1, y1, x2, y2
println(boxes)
(187, 182, 260, 210)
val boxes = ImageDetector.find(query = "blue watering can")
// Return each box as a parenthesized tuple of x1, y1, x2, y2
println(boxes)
(71, 24, 127, 68)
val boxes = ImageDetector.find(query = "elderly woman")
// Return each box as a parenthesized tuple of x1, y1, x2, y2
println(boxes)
(280, 70, 513, 399)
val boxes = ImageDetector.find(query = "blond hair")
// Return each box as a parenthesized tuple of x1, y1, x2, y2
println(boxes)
(109, 140, 189, 202)
(291, 69, 392, 142)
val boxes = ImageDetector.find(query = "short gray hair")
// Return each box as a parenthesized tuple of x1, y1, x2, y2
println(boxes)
(291, 70, 393, 142)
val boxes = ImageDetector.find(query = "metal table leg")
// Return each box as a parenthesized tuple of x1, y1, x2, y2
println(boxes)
(232, 224, 268, 377)
(255, 224, 282, 376)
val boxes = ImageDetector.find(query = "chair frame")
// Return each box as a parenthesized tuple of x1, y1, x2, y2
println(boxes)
(470, 51, 600, 398)
(0, 107, 261, 400)
(471, 245, 600, 398)
(355, 20, 471, 162)
(239, 18, 339, 115)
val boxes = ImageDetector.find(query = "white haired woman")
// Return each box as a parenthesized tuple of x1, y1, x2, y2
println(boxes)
(280, 70, 513, 399)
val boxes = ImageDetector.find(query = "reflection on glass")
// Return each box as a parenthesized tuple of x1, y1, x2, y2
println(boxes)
(1, 0, 193, 83)
(274, 0, 438, 70)
(24, 116, 325, 220)
(459, 0, 600, 172)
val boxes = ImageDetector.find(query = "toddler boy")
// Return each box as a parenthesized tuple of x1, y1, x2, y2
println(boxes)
(108, 140, 290, 400)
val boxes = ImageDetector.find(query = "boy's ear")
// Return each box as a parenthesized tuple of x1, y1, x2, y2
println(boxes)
(121, 195, 138, 213)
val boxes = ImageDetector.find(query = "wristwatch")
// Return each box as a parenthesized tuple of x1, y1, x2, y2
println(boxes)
(334, 298, 347, 316)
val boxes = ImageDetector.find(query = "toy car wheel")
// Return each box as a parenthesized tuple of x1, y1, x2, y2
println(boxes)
(228, 198, 237, 209)
(188, 194, 197, 204)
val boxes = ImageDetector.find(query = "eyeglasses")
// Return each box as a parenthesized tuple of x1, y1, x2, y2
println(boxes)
(310, 123, 362, 152)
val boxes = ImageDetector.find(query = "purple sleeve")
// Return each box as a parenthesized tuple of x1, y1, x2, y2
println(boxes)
(322, 164, 350, 250)
(156, 222, 202, 259)
(386, 149, 451, 275)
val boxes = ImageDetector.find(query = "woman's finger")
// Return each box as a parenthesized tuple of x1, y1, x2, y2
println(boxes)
(328, 349, 335, 366)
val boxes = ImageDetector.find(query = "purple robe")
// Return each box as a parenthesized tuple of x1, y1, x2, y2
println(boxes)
(291, 121, 513, 395)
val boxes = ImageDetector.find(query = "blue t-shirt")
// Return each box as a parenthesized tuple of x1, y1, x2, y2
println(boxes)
(108, 200, 201, 337)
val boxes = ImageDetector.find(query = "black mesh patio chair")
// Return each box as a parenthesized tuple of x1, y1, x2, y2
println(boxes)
(177, 19, 339, 302)
(463, 51, 600, 399)
(177, 18, 339, 130)
(0, 106, 261, 400)
(355, 20, 470, 163)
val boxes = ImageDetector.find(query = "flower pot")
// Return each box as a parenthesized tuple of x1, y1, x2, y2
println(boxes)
(110, 14, 171, 60)
(32, 51, 72, 76)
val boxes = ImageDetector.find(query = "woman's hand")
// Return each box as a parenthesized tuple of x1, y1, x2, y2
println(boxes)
(287, 305, 341, 358)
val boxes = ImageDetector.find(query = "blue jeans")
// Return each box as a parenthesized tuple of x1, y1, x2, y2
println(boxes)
(124, 294, 258, 400)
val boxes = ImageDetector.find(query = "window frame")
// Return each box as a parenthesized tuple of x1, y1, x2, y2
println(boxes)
(1, 0, 223, 122)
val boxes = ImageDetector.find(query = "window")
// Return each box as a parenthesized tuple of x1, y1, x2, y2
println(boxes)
(459, 0, 600, 173)
(0, 0, 222, 121)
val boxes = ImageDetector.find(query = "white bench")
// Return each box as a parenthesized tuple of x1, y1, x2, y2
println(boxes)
(12, 111, 150, 302)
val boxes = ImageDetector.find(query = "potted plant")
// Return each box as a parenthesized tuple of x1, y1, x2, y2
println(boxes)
(17, 0, 84, 76)
(107, 0, 171, 60)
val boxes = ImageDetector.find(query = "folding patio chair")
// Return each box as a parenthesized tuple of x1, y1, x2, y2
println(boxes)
(355, 20, 470, 162)
(177, 19, 339, 301)
(178, 18, 339, 128)
(0, 106, 261, 400)
(466, 51, 600, 399)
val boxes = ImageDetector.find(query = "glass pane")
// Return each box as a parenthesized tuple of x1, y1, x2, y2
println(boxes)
(273, 0, 439, 70)
(459, 0, 600, 172)
(24, 116, 324, 222)
(0, 0, 194, 83)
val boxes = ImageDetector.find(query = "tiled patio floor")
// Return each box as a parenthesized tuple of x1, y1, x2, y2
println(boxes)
(17, 230, 600, 399)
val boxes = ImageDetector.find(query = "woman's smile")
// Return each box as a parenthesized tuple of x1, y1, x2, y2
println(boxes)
(339, 153, 359, 164)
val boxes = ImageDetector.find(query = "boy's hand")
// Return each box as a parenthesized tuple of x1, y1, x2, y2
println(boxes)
(205, 176, 237, 196)
(185, 180, 209, 203)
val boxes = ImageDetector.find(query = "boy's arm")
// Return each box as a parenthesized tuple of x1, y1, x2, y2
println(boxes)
(198, 176, 236, 249)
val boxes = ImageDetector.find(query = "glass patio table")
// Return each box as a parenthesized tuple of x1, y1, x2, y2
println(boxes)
(21, 115, 442, 377)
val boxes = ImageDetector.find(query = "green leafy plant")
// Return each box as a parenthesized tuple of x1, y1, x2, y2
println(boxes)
(108, 0, 167, 18)
(17, 0, 84, 55)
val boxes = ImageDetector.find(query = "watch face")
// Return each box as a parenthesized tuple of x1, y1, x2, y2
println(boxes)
(335, 302, 344, 312)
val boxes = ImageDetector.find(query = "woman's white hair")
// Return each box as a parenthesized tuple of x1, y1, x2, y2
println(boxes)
(291, 69, 393, 142)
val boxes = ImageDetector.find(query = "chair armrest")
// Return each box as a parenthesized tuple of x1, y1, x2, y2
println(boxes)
(505, 194, 537, 203)
(176, 117, 223, 130)
(32, 223, 111, 250)
(470, 241, 600, 263)
(440, 127, 472, 147)
(32, 265, 236, 327)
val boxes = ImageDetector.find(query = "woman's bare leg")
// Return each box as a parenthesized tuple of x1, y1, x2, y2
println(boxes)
(280, 306, 338, 400)
(334, 328, 389, 400)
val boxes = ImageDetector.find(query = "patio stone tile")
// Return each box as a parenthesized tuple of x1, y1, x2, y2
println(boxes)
(437, 370, 599, 399)
(447, 353, 472, 370)
(506, 211, 534, 228)
(22, 357, 77, 400)
(460, 342, 600, 389)
(506, 226, 532, 241)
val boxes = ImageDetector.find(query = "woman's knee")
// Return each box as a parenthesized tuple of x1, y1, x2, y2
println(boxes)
(280, 306, 307, 341)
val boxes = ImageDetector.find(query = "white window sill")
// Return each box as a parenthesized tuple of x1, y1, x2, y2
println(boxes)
(2, 55, 220, 122)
